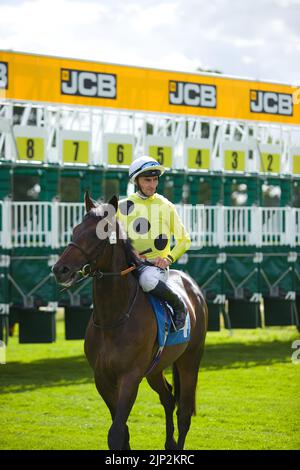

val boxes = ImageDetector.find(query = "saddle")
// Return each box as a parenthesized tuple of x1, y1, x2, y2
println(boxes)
(147, 294, 191, 347)
(144, 294, 190, 375)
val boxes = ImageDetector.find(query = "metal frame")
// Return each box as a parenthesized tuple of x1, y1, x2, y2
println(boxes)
(1, 101, 300, 174)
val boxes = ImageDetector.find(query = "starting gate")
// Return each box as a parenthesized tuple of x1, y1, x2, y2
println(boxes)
(0, 50, 299, 341)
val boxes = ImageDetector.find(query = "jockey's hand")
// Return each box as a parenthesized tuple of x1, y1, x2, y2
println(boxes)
(153, 257, 171, 269)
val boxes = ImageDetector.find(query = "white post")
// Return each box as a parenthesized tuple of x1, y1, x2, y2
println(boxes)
(216, 205, 225, 248)
(2, 198, 12, 249)
(286, 207, 295, 247)
(51, 198, 60, 249)
(251, 206, 262, 248)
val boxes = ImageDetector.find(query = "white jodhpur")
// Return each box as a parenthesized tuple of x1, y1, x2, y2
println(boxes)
(138, 265, 169, 292)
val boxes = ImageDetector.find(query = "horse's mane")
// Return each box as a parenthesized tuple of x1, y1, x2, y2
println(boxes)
(89, 205, 142, 268)
(117, 218, 142, 267)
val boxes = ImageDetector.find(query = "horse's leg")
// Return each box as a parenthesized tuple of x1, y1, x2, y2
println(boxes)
(108, 373, 141, 450)
(122, 425, 131, 450)
(94, 371, 131, 450)
(174, 349, 202, 450)
(147, 372, 177, 450)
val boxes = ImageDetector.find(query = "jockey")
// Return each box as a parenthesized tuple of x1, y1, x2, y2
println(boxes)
(118, 155, 191, 330)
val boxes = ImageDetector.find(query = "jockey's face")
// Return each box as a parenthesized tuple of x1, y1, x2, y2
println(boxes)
(137, 175, 159, 197)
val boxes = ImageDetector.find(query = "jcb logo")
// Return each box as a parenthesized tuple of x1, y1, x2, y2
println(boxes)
(61, 68, 117, 99)
(250, 90, 293, 116)
(0, 62, 8, 89)
(169, 81, 216, 108)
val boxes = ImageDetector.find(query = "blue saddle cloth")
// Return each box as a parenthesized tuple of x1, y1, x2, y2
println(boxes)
(147, 294, 191, 347)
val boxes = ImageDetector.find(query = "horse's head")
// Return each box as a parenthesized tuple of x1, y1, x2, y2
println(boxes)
(52, 192, 118, 288)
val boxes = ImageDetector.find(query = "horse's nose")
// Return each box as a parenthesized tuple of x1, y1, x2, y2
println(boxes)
(52, 264, 71, 276)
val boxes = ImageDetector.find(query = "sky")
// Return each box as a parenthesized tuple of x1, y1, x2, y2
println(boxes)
(0, 0, 299, 84)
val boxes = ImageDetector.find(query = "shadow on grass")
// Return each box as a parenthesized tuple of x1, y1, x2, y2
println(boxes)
(0, 354, 93, 395)
(201, 339, 294, 370)
(0, 338, 295, 394)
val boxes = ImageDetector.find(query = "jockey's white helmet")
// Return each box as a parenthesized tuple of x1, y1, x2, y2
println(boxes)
(128, 156, 165, 184)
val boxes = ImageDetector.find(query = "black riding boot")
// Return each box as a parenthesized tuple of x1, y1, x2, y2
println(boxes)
(148, 280, 187, 330)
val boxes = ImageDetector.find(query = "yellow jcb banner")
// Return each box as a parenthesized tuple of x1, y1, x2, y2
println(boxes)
(0, 50, 299, 125)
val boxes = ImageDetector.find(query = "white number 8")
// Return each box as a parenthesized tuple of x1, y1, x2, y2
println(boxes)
(0, 62, 8, 88)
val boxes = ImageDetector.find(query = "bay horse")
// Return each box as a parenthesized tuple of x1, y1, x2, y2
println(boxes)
(53, 192, 207, 450)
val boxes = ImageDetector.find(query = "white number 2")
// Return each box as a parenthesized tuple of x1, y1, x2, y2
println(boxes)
(291, 340, 300, 365)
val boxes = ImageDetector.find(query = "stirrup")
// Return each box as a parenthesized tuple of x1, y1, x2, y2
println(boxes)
(174, 304, 188, 331)
(173, 319, 186, 331)
(170, 311, 186, 332)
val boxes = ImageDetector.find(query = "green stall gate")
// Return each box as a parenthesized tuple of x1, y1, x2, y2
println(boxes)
(179, 249, 225, 332)
(223, 249, 262, 329)
(260, 248, 298, 327)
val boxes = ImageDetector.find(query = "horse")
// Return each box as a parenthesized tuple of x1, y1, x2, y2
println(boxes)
(52, 192, 208, 450)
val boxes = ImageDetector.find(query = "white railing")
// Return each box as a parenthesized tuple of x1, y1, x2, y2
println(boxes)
(10, 201, 52, 247)
(261, 207, 287, 246)
(176, 204, 299, 248)
(58, 203, 86, 246)
(175, 204, 205, 248)
(224, 206, 253, 246)
(0, 200, 299, 249)
(203, 206, 218, 247)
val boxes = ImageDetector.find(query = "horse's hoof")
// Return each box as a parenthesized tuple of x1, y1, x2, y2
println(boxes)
(165, 440, 178, 450)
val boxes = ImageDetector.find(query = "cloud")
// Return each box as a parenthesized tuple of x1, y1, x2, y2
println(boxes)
(0, 0, 109, 52)
(242, 56, 256, 64)
(125, 2, 180, 33)
(0, 0, 299, 84)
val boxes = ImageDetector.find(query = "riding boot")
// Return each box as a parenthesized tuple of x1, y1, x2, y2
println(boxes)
(148, 280, 187, 330)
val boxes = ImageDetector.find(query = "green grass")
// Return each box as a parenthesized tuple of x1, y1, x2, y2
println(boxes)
(0, 319, 299, 450)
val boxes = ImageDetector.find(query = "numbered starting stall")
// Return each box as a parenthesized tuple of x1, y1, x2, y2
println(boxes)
(7, 201, 58, 343)
(173, 205, 225, 331)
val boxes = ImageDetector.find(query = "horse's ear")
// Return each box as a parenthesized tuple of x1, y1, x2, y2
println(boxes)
(108, 194, 118, 214)
(84, 191, 95, 212)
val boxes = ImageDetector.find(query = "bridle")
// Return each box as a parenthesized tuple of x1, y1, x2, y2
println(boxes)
(68, 236, 136, 280)
(64, 234, 139, 330)
(68, 240, 103, 278)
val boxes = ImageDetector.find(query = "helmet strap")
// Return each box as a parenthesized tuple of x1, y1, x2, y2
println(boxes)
(137, 189, 150, 199)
